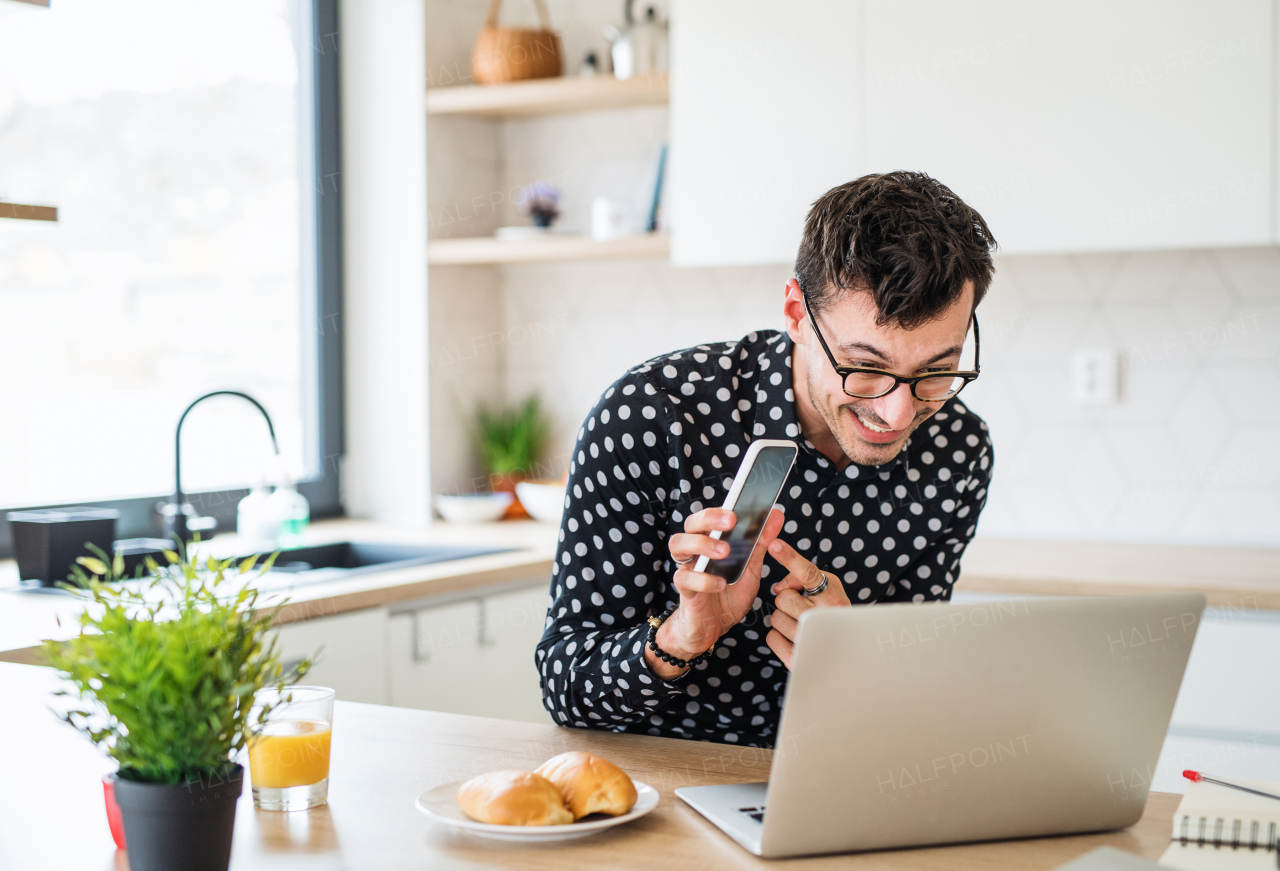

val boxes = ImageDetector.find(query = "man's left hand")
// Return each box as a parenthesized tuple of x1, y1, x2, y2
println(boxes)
(765, 538, 851, 669)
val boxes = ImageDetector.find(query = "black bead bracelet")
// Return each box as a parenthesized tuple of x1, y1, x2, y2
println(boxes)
(646, 606, 716, 670)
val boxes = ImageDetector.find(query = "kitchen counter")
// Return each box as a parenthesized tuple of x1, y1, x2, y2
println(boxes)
(1, 522, 1276, 665)
(0, 518, 558, 665)
(0, 661, 1180, 870)
(959, 537, 1280, 610)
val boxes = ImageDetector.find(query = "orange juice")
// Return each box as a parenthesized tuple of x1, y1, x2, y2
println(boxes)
(248, 719, 332, 788)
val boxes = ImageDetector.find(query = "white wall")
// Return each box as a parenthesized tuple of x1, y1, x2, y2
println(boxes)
(341, 0, 431, 522)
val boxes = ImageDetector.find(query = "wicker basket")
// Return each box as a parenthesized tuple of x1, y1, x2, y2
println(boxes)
(471, 0, 563, 85)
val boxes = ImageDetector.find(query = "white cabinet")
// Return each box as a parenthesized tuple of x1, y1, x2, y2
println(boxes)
(1170, 611, 1280, 736)
(669, 0, 862, 266)
(388, 583, 552, 725)
(670, 0, 1275, 263)
(863, 0, 1272, 253)
(273, 607, 391, 706)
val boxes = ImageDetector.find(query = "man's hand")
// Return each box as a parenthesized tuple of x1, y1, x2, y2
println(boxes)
(646, 507, 785, 680)
(764, 537, 851, 669)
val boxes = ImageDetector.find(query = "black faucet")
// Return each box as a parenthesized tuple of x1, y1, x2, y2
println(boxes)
(162, 390, 280, 543)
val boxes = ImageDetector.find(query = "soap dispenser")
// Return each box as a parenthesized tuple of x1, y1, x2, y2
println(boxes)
(236, 481, 278, 549)
(269, 478, 310, 547)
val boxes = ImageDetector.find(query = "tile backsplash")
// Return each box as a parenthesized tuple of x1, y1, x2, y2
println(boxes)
(431, 249, 1280, 547)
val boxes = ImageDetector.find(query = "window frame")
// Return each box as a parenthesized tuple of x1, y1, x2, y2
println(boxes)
(0, 0, 344, 558)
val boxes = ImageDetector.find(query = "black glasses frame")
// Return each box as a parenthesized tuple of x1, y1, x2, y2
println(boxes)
(801, 293, 981, 402)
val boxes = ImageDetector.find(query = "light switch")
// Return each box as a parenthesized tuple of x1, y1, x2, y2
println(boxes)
(1072, 349, 1120, 405)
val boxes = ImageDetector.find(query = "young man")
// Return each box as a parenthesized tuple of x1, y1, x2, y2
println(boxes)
(536, 172, 997, 747)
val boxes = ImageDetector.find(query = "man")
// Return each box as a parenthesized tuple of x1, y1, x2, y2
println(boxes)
(536, 172, 997, 747)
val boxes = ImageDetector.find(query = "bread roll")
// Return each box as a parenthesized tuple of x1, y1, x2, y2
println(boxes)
(456, 770, 573, 826)
(535, 751, 638, 820)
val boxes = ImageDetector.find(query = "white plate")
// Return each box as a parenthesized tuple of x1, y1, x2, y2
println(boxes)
(414, 778, 658, 842)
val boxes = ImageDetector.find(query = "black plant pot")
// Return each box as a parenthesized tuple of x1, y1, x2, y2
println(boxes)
(110, 765, 243, 871)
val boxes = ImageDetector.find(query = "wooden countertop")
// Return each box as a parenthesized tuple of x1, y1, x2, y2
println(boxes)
(1, 522, 1277, 665)
(0, 662, 1180, 871)
(958, 537, 1280, 610)
(0, 518, 558, 665)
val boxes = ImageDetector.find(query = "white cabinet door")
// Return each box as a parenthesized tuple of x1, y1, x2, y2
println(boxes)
(671, 0, 1273, 264)
(273, 607, 390, 706)
(864, 0, 1272, 253)
(388, 584, 551, 725)
(1170, 611, 1280, 736)
(669, 0, 863, 266)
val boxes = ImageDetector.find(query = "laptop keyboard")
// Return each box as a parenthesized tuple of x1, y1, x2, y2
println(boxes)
(737, 805, 766, 824)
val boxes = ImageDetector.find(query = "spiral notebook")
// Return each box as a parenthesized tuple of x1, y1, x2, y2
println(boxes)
(1159, 780, 1280, 870)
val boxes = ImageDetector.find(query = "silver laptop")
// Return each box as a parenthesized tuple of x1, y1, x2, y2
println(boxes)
(676, 593, 1205, 858)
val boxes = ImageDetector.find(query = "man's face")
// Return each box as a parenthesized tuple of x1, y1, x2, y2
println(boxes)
(784, 279, 976, 467)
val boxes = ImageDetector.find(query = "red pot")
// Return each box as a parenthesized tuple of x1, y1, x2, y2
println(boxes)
(103, 775, 126, 850)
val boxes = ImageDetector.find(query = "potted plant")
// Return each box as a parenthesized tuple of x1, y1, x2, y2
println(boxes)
(470, 394, 551, 519)
(42, 544, 310, 871)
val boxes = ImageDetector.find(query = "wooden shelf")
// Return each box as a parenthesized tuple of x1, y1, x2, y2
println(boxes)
(0, 201, 56, 221)
(427, 232, 669, 265)
(426, 74, 668, 118)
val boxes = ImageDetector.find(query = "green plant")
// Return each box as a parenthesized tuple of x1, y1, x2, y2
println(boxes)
(42, 543, 311, 785)
(471, 394, 550, 477)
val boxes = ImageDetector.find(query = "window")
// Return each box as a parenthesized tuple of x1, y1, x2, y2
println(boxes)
(0, 0, 342, 549)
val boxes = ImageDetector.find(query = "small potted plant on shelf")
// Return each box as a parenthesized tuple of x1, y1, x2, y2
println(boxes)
(42, 544, 310, 871)
(470, 394, 551, 519)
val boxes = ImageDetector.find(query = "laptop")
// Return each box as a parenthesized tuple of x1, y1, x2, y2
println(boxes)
(676, 593, 1206, 858)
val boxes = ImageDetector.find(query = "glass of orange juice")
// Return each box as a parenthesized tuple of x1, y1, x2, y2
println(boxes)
(248, 685, 335, 811)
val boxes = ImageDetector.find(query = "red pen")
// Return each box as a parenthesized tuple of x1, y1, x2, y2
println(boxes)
(1184, 770, 1280, 803)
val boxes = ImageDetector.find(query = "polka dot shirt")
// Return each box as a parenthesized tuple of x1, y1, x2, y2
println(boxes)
(535, 329, 993, 748)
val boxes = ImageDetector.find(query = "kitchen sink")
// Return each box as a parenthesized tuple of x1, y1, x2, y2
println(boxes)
(259, 541, 512, 577)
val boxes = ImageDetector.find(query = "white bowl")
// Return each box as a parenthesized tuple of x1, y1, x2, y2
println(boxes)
(515, 481, 566, 525)
(435, 492, 513, 524)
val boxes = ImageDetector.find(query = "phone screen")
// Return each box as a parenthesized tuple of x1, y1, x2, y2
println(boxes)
(705, 445, 796, 582)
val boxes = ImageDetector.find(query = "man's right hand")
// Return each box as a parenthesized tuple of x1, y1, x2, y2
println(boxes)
(645, 507, 785, 680)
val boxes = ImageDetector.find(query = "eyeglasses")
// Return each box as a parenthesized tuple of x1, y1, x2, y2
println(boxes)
(801, 293, 980, 402)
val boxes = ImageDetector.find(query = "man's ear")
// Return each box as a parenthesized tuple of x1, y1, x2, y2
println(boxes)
(782, 279, 807, 345)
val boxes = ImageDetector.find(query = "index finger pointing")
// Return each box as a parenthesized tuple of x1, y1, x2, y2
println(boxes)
(767, 536, 816, 578)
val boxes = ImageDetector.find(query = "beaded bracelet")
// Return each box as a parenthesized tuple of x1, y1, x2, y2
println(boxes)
(646, 607, 716, 670)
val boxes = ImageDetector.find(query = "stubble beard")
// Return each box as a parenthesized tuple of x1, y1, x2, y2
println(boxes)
(806, 373, 936, 468)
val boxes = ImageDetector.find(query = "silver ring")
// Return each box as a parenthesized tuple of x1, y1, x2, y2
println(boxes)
(802, 571, 830, 598)
(672, 555, 695, 567)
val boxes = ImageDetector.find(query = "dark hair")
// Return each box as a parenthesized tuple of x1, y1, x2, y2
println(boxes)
(794, 171, 997, 329)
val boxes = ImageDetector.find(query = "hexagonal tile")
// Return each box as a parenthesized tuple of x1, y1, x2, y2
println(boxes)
(999, 254, 1094, 308)
(1064, 433, 1126, 535)
(1105, 306, 1183, 367)
(1104, 424, 1186, 483)
(1198, 488, 1280, 546)
(1002, 423, 1092, 484)
(1214, 246, 1280, 301)
(1071, 315, 1123, 364)
(1167, 374, 1235, 475)
(1111, 356, 1196, 422)
(1001, 483, 1086, 538)
(1004, 309, 1092, 367)
(1174, 488, 1230, 545)
(1072, 251, 1125, 300)
(1107, 249, 1193, 303)
(1107, 480, 1192, 542)
(1169, 252, 1235, 335)
(1203, 304, 1280, 362)
(1002, 365, 1080, 424)
(1214, 362, 1280, 423)
(1205, 427, 1280, 487)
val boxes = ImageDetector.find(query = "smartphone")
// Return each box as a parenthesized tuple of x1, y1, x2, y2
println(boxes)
(692, 439, 798, 584)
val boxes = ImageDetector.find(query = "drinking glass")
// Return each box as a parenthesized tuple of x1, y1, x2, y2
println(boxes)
(248, 685, 335, 811)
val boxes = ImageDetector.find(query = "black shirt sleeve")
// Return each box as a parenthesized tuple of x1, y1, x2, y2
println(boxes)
(535, 372, 693, 729)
